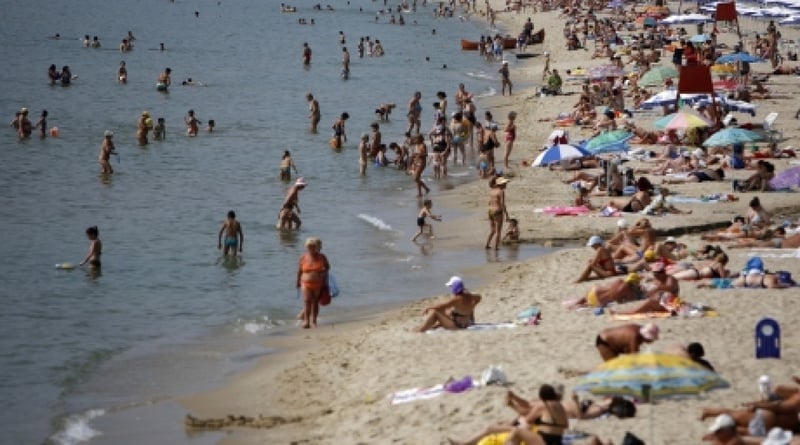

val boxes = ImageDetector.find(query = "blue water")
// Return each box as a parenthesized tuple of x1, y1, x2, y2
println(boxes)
(0, 0, 545, 443)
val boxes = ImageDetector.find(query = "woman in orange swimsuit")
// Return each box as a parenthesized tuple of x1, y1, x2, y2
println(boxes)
(296, 237, 330, 329)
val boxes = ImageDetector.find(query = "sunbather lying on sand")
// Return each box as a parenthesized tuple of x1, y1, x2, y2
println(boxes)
(701, 377, 800, 436)
(565, 273, 643, 309)
(701, 216, 748, 241)
(669, 253, 729, 280)
(661, 167, 725, 184)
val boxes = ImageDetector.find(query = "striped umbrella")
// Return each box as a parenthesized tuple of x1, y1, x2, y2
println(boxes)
(532, 144, 590, 167)
(653, 111, 713, 130)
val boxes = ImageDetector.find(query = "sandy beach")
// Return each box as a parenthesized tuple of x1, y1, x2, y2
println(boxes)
(181, 1, 800, 444)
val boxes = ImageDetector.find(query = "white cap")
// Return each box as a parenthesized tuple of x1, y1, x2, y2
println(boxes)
(502, 60, 509, 64)
(104, 130, 114, 137)
(664, 236, 677, 244)
(763, 427, 793, 445)
(693, 148, 705, 159)
(617, 219, 629, 228)
(708, 414, 736, 433)
(587, 235, 603, 247)
(445, 276, 464, 294)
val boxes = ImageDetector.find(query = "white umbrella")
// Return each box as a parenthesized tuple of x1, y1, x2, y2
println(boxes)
(532, 144, 590, 167)
(660, 14, 714, 24)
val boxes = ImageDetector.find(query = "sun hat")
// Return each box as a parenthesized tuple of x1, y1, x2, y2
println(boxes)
(495, 177, 510, 185)
(640, 323, 660, 341)
(624, 272, 640, 284)
(295, 177, 307, 186)
(644, 249, 656, 261)
(617, 219, 629, 229)
(587, 235, 603, 247)
(650, 261, 666, 272)
(142, 111, 150, 117)
(708, 414, 736, 433)
(445, 276, 464, 294)
(763, 427, 793, 445)
(664, 236, 677, 244)
(104, 130, 114, 137)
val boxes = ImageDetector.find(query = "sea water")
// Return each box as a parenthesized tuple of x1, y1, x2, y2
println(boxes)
(0, 0, 546, 443)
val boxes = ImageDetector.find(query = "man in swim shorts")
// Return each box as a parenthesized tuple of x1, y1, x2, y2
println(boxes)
(98, 130, 116, 174)
(217, 210, 244, 256)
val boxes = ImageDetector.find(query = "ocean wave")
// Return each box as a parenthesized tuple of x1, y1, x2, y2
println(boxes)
(50, 409, 105, 445)
(475, 87, 497, 98)
(238, 316, 281, 334)
(447, 171, 473, 177)
(465, 71, 494, 81)
(357, 214, 393, 231)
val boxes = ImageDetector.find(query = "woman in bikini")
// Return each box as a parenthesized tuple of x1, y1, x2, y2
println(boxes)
(415, 276, 481, 332)
(503, 111, 517, 170)
(670, 253, 729, 281)
(575, 235, 616, 282)
(485, 176, 509, 250)
(607, 177, 653, 213)
(410, 135, 430, 196)
(296, 237, 330, 329)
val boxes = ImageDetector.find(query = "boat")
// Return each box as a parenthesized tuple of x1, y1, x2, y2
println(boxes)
(528, 29, 545, 45)
(515, 53, 538, 59)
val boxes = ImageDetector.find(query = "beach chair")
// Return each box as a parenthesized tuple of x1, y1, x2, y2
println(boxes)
(763, 112, 782, 143)
(755, 317, 781, 359)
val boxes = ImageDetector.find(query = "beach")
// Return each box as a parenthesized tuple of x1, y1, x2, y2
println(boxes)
(180, 2, 800, 445)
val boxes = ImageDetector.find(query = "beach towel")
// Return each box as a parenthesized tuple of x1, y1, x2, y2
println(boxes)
(425, 322, 520, 333)
(736, 249, 800, 259)
(538, 206, 590, 216)
(609, 308, 718, 321)
(388, 384, 445, 405)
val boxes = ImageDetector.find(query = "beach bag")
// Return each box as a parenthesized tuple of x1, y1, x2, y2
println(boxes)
(328, 273, 340, 298)
(319, 287, 331, 306)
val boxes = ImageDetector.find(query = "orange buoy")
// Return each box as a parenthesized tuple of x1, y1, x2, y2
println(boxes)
(49, 126, 59, 137)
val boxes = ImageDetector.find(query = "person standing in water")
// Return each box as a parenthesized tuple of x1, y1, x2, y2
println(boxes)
(331, 112, 348, 148)
(118, 61, 127, 84)
(217, 210, 244, 257)
(485, 176, 510, 250)
(79, 226, 102, 269)
(302, 42, 312, 66)
(296, 237, 330, 329)
(137, 111, 152, 146)
(341, 47, 350, 77)
(99, 130, 116, 174)
(185, 109, 200, 136)
(278, 177, 306, 229)
(407, 91, 422, 134)
(157, 67, 171, 91)
(153, 118, 166, 141)
(306, 93, 320, 133)
(358, 133, 370, 175)
(35, 110, 48, 139)
(279, 150, 298, 181)
(17, 108, 32, 140)
(499, 60, 512, 95)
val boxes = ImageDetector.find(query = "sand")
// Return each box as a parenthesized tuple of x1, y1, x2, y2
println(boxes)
(181, 2, 800, 444)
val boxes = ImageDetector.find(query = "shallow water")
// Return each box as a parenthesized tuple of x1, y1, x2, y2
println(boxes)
(0, 0, 546, 443)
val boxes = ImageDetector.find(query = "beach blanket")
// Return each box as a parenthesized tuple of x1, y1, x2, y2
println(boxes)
(668, 197, 724, 204)
(388, 384, 445, 405)
(538, 206, 590, 216)
(609, 308, 718, 321)
(736, 249, 800, 259)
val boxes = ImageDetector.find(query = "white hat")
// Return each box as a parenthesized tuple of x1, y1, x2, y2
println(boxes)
(104, 130, 114, 137)
(502, 60, 509, 65)
(544, 51, 550, 56)
(617, 219, 629, 229)
(708, 414, 736, 433)
(763, 427, 793, 445)
(587, 235, 603, 247)
(693, 148, 705, 159)
(664, 236, 677, 244)
(639, 323, 660, 341)
(445, 276, 464, 294)
(295, 177, 307, 186)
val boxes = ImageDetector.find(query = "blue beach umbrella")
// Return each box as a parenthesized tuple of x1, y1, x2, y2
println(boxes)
(716, 52, 765, 64)
(583, 130, 633, 154)
(532, 144, 590, 166)
(702, 127, 764, 147)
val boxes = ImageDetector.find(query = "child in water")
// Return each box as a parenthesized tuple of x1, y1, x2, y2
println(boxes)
(153, 118, 166, 140)
(503, 218, 520, 243)
(35, 110, 48, 138)
(411, 199, 442, 242)
(79, 226, 102, 268)
(217, 210, 244, 257)
(206, 119, 215, 133)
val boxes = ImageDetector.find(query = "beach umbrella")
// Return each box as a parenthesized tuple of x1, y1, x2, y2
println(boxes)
(589, 64, 625, 79)
(639, 91, 723, 110)
(532, 144, 590, 167)
(638, 66, 679, 87)
(575, 351, 730, 444)
(702, 127, 763, 147)
(653, 111, 713, 130)
(643, 17, 657, 27)
(779, 16, 800, 25)
(583, 130, 633, 154)
(769, 166, 800, 189)
(660, 13, 714, 24)
(689, 34, 712, 43)
(716, 52, 765, 64)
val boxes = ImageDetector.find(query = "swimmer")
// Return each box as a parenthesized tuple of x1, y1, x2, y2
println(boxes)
(60, 66, 72, 86)
(79, 226, 102, 269)
(279, 150, 298, 181)
(35, 110, 48, 138)
(338, 31, 346, 44)
(302, 42, 312, 66)
(157, 67, 172, 91)
(99, 131, 116, 174)
(137, 111, 152, 146)
(17, 108, 32, 139)
(412, 199, 441, 242)
(206, 120, 215, 132)
(91, 36, 101, 48)
(358, 133, 370, 175)
(217, 210, 244, 257)
(407, 91, 422, 134)
(83, 35, 91, 47)
(153, 118, 166, 141)
(120, 39, 131, 52)
(307, 93, 320, 133)
(185, 109, 200, 136)
(118, 61, 127, 84)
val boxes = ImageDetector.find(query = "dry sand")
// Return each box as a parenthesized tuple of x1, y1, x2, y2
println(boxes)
(181, 2, 800, 444)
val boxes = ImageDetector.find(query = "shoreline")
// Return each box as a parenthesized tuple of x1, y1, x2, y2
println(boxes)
(181, 1, 800, 444)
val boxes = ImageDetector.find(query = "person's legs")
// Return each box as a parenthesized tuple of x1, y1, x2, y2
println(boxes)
(311, 289, 320, 327)
(504, 140, 514, 169)
(415, 310, 455, 332)
(494, 218, 504, 250)
(505, 390, 532, 415)
(300, 287, 314, 328)
(448, 423, 513, 445)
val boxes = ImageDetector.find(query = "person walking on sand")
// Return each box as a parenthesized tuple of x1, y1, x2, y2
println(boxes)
(499, 60, 512, 95)
(415, 276, 481, 332)
(296, 237, 330, 329)
(412, 199, 441, 242)
(98, 130, 116, 174)
(79, 226, 102, 269)
(595, 323, 659, 361)
(217, 210, 244, 257)
(503, 111, 517, 169)
(302, 42, 312, 66)
(306, 93, 320, 133)
(485, 177, 509, 250)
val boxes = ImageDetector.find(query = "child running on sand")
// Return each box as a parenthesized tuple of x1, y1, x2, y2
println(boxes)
(412, 199, 441, 242)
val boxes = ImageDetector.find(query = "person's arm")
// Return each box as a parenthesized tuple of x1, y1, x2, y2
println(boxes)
(424, 296, 457, 314)
(79, 244, 93, 266)
(500, 190, 509, 220)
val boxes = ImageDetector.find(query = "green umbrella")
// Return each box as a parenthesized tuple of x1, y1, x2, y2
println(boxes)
(638, 66, 679, 87)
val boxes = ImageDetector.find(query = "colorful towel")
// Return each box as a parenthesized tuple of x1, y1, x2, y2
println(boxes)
(609, 309, 718, 321)
(388, 384, 444, 405)
(538, 206, 590, 216)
